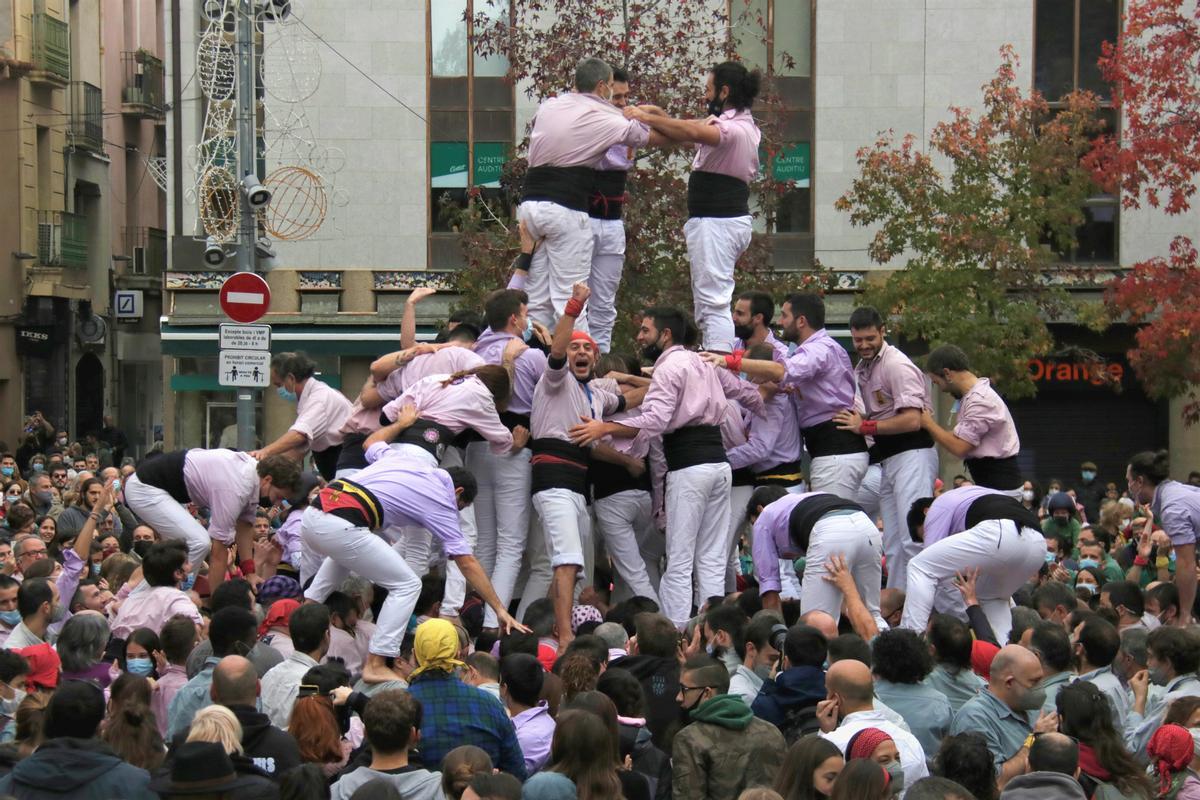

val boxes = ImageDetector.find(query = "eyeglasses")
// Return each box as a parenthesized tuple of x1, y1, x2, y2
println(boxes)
(679, 684, 715, 695)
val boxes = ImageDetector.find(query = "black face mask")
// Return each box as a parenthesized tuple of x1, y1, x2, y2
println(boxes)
(132, 540, 153, 560)
(707, 95, 725, 117)
(258, 495, 273, 509)
(733, 323, 754, 341)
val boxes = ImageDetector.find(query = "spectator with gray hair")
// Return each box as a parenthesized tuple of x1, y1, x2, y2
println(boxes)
(594, 621, 630, 662)
(57, 612, 112, 687)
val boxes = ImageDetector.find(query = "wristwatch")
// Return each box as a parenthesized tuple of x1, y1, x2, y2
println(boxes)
(1023, 734, 1036, 751)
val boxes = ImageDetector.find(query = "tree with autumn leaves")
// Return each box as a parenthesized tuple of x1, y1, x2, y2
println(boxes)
(447, 0, 819, 348)
(835, 46, 1105, 399)
(1088, 0, 1200, 425)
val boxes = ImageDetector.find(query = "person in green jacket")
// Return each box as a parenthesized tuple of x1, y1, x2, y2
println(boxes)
(672, 654, 786, 800)
(1044, 492, 1083, 550)
(1076, 531, 1127, 585)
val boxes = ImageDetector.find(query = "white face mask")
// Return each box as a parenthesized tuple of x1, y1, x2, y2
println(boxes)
(1022, 490, 1035, 502)
(0, 686, 25, 717)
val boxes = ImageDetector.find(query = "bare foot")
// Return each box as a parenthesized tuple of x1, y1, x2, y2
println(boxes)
(363, 653, 408, 685)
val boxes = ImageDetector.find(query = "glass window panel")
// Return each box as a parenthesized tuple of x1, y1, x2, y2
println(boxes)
(774, 0, 812, 77)
(1035, 0, 1075, 101)
(775, 187, 811, 233)
(431, 142, 469, 188)
(732, 0, 769, 72)
(432, 188, 468, 232)
(432, 0, 468, 77)
(473, 0, 510, 77)
(473, 142, 509, 188)
(1079, 0, 1118, 99)
(1074, 202, 1117, 263)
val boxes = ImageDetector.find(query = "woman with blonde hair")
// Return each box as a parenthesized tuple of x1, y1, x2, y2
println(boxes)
(186, 704, 244, 755)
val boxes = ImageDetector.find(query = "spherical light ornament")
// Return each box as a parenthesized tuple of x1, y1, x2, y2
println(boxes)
(199, 166, 240, 240)
(263, 166, 328, 241)
(197, 30, 236, 101)
(261, 30, 321, 103)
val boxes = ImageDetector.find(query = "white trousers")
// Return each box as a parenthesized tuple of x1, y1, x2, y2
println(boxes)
(594, 490, 662, 604)
(300, 507, 421, 658)
(661, 462, 732, 627)
(532, 488, 590, 568)
(515, 514, 554, 620)
(726, 484, 802, 598)
(588, 218, 625, 353)
(684, 215, 752, 353)
(124, 474, 212, 570)
(801, 511, 886, 627)
(466, 441, 536, 628)
(856, 464, 883, 524)
(879, 447, 938, 589)
(439, 446, 477, 617)
(900, 520, 1046, 644)
(519, 200, 593, 330)
(809, 452, 870, 502)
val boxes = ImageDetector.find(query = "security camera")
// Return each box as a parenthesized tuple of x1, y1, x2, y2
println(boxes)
(241, 173, 272, 210)
(203, 236, 227, 267)
(255, 237, 276, 260)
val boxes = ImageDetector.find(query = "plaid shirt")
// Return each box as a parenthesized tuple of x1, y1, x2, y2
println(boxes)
(408, 670, 527, 780)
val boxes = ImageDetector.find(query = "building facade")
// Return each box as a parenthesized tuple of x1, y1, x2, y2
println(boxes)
(148, 0, 1197, 478)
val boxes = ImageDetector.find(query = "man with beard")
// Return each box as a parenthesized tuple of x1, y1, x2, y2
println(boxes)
(530, 283, 639, 644)
(833, 307, 937, 589)
(626, 62, 762, 353)
(715, 293, 868, 500)
(731, 291, 788, 358)
(921, 345, 1022, 496)
(570, 306, 763, 628)
(520, 57, 656, 330)
(124, 451, 301, 591)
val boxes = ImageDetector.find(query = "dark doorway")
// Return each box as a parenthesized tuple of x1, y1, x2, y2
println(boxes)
(74, 352, 104, 438)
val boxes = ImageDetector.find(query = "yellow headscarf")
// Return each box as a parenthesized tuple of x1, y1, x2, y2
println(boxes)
(411, 618, 465, 678)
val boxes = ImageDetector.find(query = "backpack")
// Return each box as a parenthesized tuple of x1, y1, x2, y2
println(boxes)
(777, 701, 822, 744)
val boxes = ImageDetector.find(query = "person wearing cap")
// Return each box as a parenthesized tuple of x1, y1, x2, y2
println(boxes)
(1043, 491, 1083, 552)
(530, 283, 635, 646)
(0, 678, 157, 799)
(257, 597, 300, 659)
(406, 619, 527, 780)
(150, 740, 275, 799)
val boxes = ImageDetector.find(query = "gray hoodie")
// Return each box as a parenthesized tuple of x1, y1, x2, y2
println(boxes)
(999, 771, 1087, 800)
(330, 765, 443, 800)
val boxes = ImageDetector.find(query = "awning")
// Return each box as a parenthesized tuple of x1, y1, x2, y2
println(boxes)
(160, 322, 437, 357)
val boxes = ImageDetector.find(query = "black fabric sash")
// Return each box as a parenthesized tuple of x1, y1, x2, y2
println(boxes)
(874, 429, 935, 460)
(687, 170, 750, 218)
(589, 458, 651, 500)
(662, 424, 726, 471)
(964, 494, 1041, 533)
(335, 433, 369, 473)
(788, 495, 864, 553)
(522, 166, 597, 212)
(964, 456, 1022, 490)
(531, 438, 590, 496)
(395, 419, 456, 458)
(589, 170, 628, 220)
(134, 449, 191, 504)
(801, 420, 869, 457)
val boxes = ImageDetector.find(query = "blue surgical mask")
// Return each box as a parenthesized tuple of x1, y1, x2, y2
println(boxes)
(111, 479, 121, 493)
(522, 318, 535, 342)
(1076, 582, 1098, 595)
(0, 467, 12, 478)
(1078, 558, 1100, 569)
(1045, 552, 1057, 563)
(31, 463, 44, 473)
(0, 610, 20, 627)
(91, 563, 101, 576)
(179, 573, 196, 592)
(1082, 470, 1097, 482)
(126, 657, 154, 677)
(277, 386, 298, 403)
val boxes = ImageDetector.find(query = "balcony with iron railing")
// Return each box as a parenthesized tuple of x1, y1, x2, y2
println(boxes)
(31, 12, 70, 85)
(68, 82, 104, 152)
(38, 210, 89, 269)
(123, 226, 167, 277)
(122, 51, 165, 119)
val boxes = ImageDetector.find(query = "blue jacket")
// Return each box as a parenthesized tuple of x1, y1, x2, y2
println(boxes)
(751, 665, 826, 730)
(0, 737, 157, 799)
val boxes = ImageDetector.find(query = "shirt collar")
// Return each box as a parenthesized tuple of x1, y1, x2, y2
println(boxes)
(512, 701, 551, 723)
(981, 688, 1031, 724)
(290, 651, 319, 668)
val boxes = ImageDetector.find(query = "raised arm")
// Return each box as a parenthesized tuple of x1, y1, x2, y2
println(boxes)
(364, 404, 421, 450)
(401, 287, 438, 350)
(625, 106, 720, 146)
(551, 283, 590, 361)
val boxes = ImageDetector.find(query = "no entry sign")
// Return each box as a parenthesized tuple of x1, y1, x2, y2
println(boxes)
(220, 272, 271, 324)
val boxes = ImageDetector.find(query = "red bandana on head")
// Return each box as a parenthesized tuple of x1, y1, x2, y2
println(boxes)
(570, 330, 598, 351)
